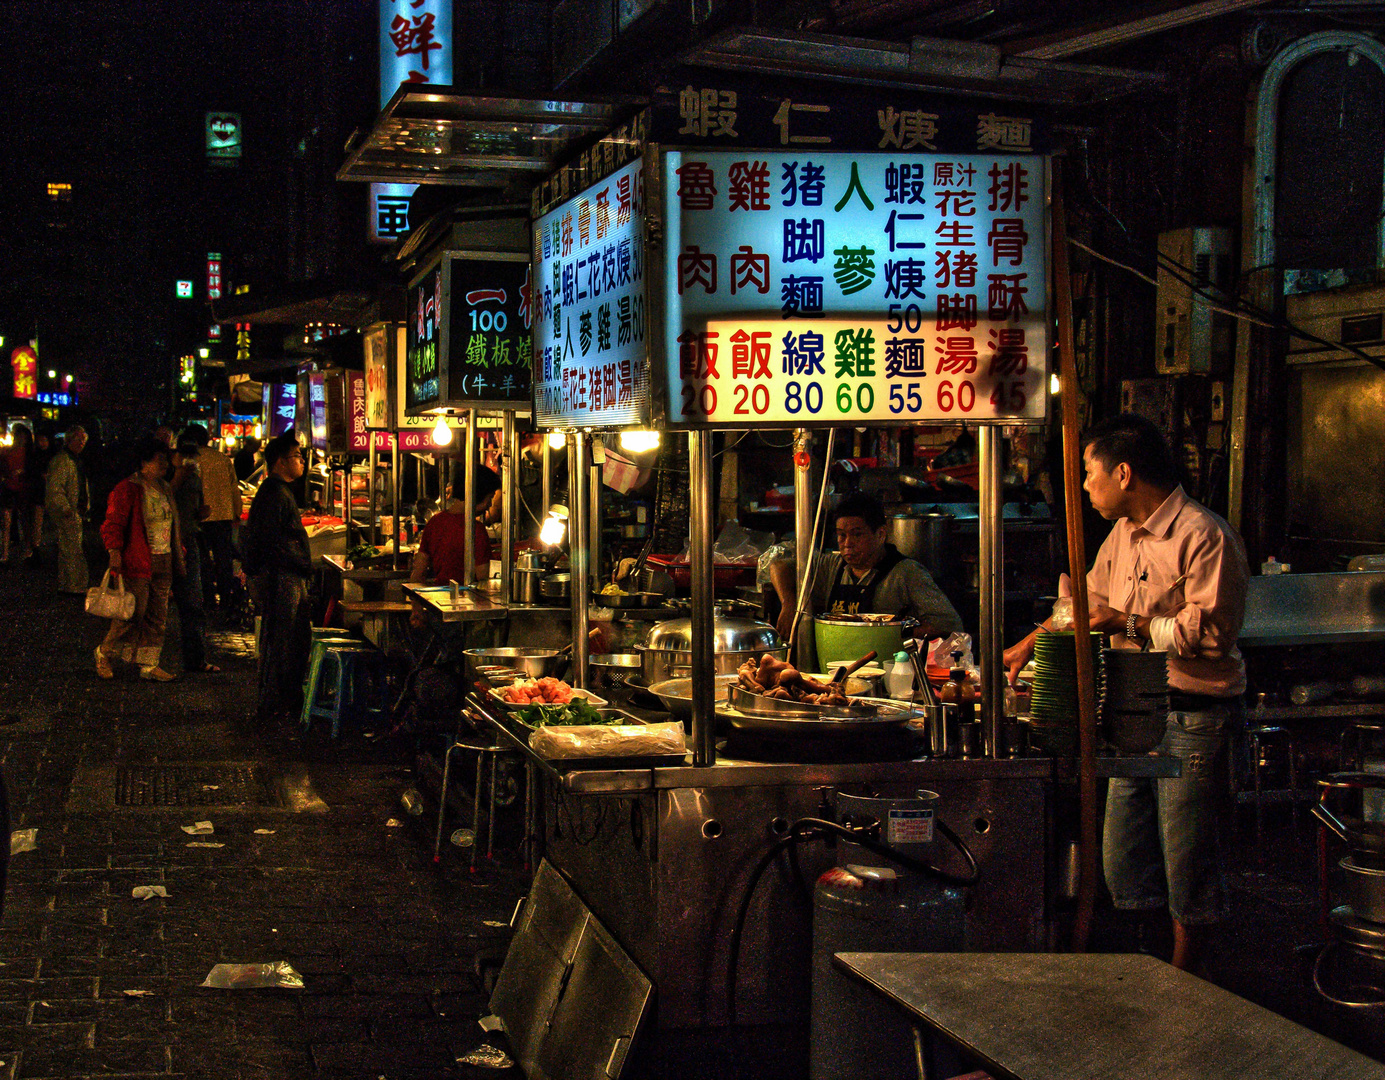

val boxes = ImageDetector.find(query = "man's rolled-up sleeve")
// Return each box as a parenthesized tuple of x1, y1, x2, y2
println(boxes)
(1167, 528, 1247, 660)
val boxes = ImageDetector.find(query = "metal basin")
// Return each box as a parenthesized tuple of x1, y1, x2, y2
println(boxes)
(464, 647, 569, 680)
(588, 654, 642, 698)
(646, 675, 739, 723)
(1342, 857, 1385, 924)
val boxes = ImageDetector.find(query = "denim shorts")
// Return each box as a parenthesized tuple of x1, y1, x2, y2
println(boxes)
(1103, 706, 1233, 926)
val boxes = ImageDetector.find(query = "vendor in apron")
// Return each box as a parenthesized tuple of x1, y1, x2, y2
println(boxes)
(771, 492, 962, 644)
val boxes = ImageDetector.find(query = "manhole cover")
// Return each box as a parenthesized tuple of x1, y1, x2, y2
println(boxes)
(114, 763, 280, 807)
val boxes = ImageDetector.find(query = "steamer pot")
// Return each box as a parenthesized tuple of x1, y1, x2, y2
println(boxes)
(637, 615, 786, 685)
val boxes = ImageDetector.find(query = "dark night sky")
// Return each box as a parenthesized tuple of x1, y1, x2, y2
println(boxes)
(0, 0, 378, 424)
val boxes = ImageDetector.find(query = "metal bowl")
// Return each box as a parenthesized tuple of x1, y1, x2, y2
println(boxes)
(601, 591, 668, 609)
(646, 675, 740, 723)
(588, 654, 642, 697)
(463, 647, 569, 680)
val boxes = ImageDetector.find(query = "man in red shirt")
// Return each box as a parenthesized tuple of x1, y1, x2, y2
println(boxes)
(410, 462, 502, 597)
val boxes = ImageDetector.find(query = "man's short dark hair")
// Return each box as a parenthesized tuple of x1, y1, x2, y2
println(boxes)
(180, 423, 210, 447)
(264, 433, 302, 469)
(451, 460, 501, 509)
(834, 492, 887, 531)
(1082, 413, 1180, 489)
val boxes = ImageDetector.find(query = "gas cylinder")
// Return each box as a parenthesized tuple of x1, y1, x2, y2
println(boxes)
(809, 791, 966, 1080)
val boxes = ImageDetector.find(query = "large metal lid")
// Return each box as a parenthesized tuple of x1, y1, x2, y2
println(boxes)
(641, 615, 781, 654)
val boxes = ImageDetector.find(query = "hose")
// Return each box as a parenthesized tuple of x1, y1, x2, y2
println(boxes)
(1312, 943, 1385, 1010)
(725, 814, 980, 1023)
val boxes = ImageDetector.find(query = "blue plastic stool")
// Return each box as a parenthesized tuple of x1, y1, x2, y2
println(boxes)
(301, 645, 390, 737)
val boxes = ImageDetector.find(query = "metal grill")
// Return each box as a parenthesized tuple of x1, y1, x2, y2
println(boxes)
(114, 763, 281, 808)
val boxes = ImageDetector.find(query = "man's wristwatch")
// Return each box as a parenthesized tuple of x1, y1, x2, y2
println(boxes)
(1125, 611, 1139, 641)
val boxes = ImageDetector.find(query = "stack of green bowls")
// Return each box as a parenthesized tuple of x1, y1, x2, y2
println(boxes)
(1027, 630, 1104, 755)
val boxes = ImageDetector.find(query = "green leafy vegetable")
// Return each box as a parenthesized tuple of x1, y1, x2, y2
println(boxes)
(516, 699, 615, 727)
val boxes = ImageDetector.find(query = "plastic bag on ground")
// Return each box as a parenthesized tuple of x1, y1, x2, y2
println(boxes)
(181, 821, 214, 835)
(199, 961, 304, 990)
(9, 829, 37, 855)
(458, 1044, 514, 1068)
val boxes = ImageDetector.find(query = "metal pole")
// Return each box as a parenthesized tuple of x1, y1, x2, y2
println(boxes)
(391, 437, 401, 570)
(571, 433, 590, 689)
(464, 410, 476, 585)
(689, 430, 716, 767)
(501, 412, 515, 605)
(793, 428, 813, 668)
(368, 437, 378, 548)
(978, 426, 1004, 758)
(541, 437, 552, 517)
(590, 437, 603, 589)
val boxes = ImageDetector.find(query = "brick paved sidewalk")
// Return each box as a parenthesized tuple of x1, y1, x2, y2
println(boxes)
(0, 559, 525, 1079)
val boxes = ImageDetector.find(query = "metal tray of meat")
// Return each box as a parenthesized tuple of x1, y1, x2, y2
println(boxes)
(717, 695, 919, 737)
(726, 682, 879, 719)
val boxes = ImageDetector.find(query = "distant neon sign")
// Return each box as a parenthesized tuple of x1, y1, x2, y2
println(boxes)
(379, 0, 452, 109)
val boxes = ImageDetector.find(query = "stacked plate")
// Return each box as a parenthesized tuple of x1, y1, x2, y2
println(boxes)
(1027, 631, 1104, 756)
(1100, 649, 1171, 753)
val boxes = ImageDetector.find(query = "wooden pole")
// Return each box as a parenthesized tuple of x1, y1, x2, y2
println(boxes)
(1052, 160, 1101, 952)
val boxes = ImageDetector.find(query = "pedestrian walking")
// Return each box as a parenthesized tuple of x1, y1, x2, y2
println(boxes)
(241, 433, 311, 729)
(95, 436, 184, 682)
(170, 429, 217, 674)
(183, 425, 242, 613)
(0, 424, 35, 565)
(45, 424, 90, 595)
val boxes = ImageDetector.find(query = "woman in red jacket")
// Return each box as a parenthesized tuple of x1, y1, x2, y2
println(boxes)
(96, 436, 185, 681)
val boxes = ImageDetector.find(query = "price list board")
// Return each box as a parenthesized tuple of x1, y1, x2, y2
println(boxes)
(661, 151, 1048, 427)
(531, 157, 652, 429)
(405, 253, 533, 415)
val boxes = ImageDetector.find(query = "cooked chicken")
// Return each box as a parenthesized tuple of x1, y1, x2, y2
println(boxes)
(737, 654, 851, 706)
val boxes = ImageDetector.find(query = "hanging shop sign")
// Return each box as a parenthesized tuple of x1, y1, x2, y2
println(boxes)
(10, 346, 37, 399)
(662, 150, 1048, 427)
(379, 0, 451, 110)
(405, 253, 532, 415)
(370, 182, 417, 244)
(266, 382, 296, 437)
(531, 157, 651, 429)
(206, 113, 242, 164)
(651, 73, 1047, 156)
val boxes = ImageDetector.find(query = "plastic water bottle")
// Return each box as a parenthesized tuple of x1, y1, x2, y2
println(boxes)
(886, 651, 915, 700)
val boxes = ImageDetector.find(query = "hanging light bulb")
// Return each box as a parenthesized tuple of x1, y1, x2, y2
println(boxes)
(539, 505, 568, 547)
(432, 415, 453, 446)
(1049, 373, 1061, 396)
(547, 431, 567, 449)
(619, 429, 660, 453)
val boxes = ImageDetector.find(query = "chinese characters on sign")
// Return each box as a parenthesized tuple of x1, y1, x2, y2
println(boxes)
(10, 346, 37, 400)
(349, 372, 369, 453)
(370, 183, 417, 244)
(205, 113, 242, 164)
(206, 253, 222, 300)
(531, 158, 651, 428)
(379, 0, 452, 109)
(406, 268, 442, 411)
(663, 151, 1046, 426)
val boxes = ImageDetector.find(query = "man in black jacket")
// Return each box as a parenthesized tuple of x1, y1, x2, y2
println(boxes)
(242, 433, 311, 731)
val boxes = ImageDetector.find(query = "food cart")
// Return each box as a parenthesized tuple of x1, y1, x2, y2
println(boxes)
(445, 97, 1176, 1076)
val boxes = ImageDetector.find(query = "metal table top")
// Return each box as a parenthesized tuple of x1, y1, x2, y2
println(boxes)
(833, 952, 1383, 1080)
(321, 554, 413, 582)
(471, 696, 1179, 794)
(1241, 571, 1385, 647)
(403, 583, 508, 623)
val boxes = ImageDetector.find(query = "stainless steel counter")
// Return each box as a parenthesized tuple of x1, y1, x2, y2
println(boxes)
(1241, 570, 1385, 646)
(403, 582, 508, 623)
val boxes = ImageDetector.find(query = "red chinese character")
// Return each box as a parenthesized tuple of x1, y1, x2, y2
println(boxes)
(728, 160, 770, 211)
(729, 245, 769, 295)
(987, 328, 1028, 375)
(935, 294, 978, 332)
(730, 330, 773, 378)
(677, 246, 717, 295)
(677, 162, 717, 211)
(934, 336, 977, 375)
(677, 331, 720, 379)
(594, 189, 611, 240)
(616, 176, 632, 225)
(578, 200, 591, 247)
(389, 13, 442, 70)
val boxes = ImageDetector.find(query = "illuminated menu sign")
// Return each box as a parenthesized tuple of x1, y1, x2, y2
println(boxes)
(406, 255, 532, 414)
(662, 151, 1048, 426)
(10, 346, 37, 399)
(268, 383, 296, 437)
(379, 0, 451, 109)
(532, 158, 650, 428)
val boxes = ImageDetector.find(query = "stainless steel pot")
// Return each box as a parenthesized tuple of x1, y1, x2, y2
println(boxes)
(512, 567, 545, 605)
(540, 573, 571, 600)
(515, 551, 547, 572)
(588, 654, 642, 698)
(887, 511, 953, 577)
(1342, 857, 1385, 924)
(637, 614, 786, 685)
(463, 646, 569, 680)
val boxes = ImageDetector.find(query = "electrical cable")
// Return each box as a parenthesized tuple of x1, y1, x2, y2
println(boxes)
(725, 812, 980, 1023)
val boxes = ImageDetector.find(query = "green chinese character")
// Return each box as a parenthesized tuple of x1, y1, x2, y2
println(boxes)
(833, 246, 876, 295)
(467, 333, 488, 368)
(833, 162, 874, 212)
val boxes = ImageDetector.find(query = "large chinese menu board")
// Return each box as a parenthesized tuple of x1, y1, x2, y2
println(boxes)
(662, 151, 1047, 427)
(405, 254, 532, 415)
(531, 158, 651, 429)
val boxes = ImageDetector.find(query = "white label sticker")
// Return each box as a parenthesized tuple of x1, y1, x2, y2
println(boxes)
(887, 808, 934, 845)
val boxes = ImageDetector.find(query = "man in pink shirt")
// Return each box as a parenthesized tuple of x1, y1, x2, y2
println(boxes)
(1005, 413, 1249, 972)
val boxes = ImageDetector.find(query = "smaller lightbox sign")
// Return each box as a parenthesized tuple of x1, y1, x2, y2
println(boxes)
(405, 253, 532, 415)
(206, 113, 242, 163)
(531, 157, 651, 429)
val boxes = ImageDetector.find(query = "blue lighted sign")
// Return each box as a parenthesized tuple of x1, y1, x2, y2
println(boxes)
(662, 151, 1048, 427)
(370, 183, 417, 243)
(531, 158, 651, 428)
(36, 392, 73, 407)
(379, 0, 452, 110)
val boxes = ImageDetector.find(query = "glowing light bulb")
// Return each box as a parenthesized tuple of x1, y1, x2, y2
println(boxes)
(619, 430, 660, 453)
(432, 416, 453, 446)
(1049, 373, 1061, 396)
(547, 431, 567, 449)
(540, 513, 567, 547)
(253, 422, 263, 439)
